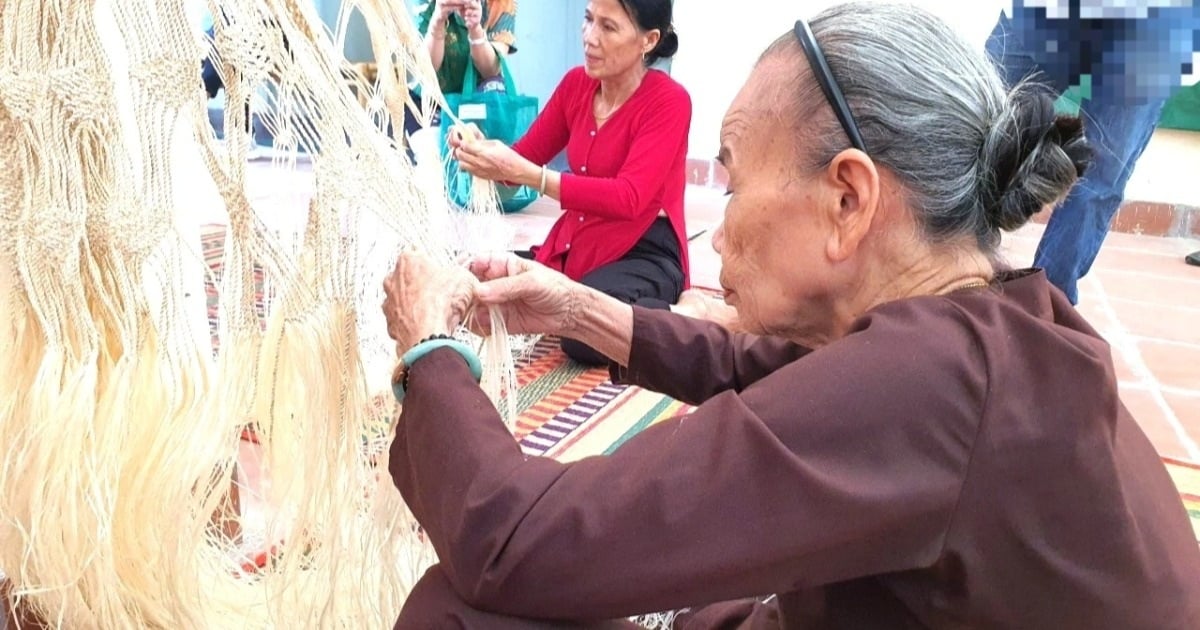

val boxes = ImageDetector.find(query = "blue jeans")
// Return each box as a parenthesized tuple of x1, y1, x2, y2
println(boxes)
(985, 13, 1166, 304)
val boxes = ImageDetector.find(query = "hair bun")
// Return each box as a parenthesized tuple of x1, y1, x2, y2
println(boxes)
(980, 82, 1093, 232)
(648, 30, 678, 64)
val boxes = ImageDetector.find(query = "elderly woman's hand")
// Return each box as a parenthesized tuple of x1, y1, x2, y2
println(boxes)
(466, 253, 583, 338)
(382, 251, 477, 353)
(448, 124, 535, 184)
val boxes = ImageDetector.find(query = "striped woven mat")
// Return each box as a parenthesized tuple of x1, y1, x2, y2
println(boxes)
(509, 336, 694, 462)
(1165, 458, 1200, 542)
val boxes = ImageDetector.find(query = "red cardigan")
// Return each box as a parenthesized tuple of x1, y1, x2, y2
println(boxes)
(513, 67, 691, 286)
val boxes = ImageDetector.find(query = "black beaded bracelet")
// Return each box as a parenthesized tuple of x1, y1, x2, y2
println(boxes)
(398, 333, 457, 392)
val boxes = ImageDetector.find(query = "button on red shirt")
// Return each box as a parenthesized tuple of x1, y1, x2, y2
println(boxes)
(512, 67, 692, 287)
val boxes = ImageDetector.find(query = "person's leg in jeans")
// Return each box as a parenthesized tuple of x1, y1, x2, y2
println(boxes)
(1033, 98, 1163, 302)
(1030, 8, 1183, 302)
(561, 220, 685, 366)
(986, 11, 1166, 303)
(984, 11, 1075, 99)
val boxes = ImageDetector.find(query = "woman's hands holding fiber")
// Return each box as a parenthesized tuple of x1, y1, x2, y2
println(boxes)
(448, 123, 533, 184)
(382, 251, 477, 353)
(466, 253, 584, 338)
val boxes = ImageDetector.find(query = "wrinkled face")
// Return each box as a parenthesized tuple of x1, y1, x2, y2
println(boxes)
(581, 0, 657, 80)
(714, 62, 841, 338)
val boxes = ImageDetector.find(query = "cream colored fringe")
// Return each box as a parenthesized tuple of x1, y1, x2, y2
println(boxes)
(0, 0, 519, 626)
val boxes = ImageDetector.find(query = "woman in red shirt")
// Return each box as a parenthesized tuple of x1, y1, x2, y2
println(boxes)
(449, 0, 691, 365)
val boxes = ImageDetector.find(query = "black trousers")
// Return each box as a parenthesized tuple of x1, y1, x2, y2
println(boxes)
(519, 218, 684, 366)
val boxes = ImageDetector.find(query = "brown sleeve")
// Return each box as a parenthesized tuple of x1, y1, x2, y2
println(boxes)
(609, 306, 813, 404)
(391, 302, 984, 622)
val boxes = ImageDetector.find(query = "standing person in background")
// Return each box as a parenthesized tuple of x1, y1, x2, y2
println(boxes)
(449, 0, 690, 366)
(404, 0, 517, 141)
(986, 0, 1199, 303)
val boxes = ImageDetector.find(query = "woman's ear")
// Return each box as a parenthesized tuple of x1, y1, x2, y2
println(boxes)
(822, 149, 880, 263)
(643, 29, 661, 56)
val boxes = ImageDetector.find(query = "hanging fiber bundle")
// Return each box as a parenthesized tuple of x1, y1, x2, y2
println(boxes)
(0, 0, 519, 625)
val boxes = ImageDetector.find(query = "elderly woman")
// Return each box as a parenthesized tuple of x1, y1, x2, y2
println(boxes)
(448, 0, 690, 366)
(382, 3, 1200, 628)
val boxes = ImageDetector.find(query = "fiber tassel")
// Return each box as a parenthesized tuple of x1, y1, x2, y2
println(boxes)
(1, 0, 525, 625)
(478, 305, 520, 427)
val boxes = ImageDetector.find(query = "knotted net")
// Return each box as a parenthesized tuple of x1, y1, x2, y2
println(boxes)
(0, 0, 519, 625)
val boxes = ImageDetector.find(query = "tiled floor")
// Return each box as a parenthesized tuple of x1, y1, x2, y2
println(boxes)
(508, 183, 1200, 461)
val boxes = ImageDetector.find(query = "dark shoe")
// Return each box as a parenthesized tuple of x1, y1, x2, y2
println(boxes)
(1188, 251, 1200, 267)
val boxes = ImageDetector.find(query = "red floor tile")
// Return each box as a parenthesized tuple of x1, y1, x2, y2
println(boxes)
(1074, 297, 1118, 334)
(1137, 339, 1200, 392)
(1109, 346, 1141, 385)
(1110, 299, 1200, 347)
(1119, 388, 1192, 460)
(1094, 270, 1200, 310)
(1162, 393, 1200, 444)
(1092, 245, 1200, 278)
(1099, 231, 1200, 256)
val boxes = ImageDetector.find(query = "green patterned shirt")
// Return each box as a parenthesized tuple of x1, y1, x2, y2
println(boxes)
(415, 0, 517, 94)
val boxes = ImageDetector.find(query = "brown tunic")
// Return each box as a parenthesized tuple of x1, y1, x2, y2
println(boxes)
(390, 269, 1200, 628)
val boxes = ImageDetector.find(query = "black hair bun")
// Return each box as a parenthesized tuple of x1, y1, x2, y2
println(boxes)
(654, 30, 679, 60)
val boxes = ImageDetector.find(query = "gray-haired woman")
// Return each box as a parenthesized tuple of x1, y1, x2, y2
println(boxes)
(381, 3, 1200, 627)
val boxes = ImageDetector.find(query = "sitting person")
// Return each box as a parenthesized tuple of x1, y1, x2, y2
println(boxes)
(448, 0, 690, 365)
(380, 3, 1200, 627)
(404, 0, 517, 143)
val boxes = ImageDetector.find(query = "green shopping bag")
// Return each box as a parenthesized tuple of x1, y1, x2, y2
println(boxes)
(440, 55, 540, 213)
(1160, 83, 1200, 132)
(1054, 75, 1091, 117)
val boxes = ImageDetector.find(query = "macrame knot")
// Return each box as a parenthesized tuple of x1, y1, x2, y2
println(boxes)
(105, 200, 172, 260)
(51, 67, 114, 127)
(0, 69, 53, 122)
(0, 65, 111, 126)
(20, 209, 85, 266)
(131, 57, 201, 109)
(213, 22, 279, 86)
(0, 138, 19, 224)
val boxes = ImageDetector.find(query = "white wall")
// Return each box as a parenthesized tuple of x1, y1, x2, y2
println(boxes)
(671, 0, 1011, 160)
